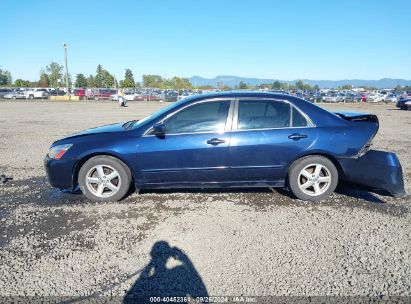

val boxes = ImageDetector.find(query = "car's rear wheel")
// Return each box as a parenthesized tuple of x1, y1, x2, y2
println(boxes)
(288, 155, 338, 202)
(78, 156, 131, 202)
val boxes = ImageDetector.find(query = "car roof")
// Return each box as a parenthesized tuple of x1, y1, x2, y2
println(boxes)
(185, 90, 290, 101)
(180, 91, 347, 128)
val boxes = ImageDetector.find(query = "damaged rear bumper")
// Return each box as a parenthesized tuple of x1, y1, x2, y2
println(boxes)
(338, 150, 407, 198)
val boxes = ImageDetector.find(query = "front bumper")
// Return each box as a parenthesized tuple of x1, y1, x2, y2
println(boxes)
(44, 156, 77, 190)
(339, 150, 407, 198)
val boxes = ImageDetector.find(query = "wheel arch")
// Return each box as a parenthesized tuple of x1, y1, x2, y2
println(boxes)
(72, 152, 134, 188)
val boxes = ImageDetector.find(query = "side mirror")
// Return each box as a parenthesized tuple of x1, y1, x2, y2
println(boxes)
(152, 123, 165, 137)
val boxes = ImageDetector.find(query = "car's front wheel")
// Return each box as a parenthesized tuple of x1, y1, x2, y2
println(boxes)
(78, 156, 131, 202)
(288, 155, 338, 202)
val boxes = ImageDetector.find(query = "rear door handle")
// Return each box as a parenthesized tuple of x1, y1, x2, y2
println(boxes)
(207, 138, 226, 146)
(288, 133, 308, 140)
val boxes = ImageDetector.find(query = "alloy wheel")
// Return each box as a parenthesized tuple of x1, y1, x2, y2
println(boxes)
(85, 164, 121, 198)
(297, 163, 331, 196)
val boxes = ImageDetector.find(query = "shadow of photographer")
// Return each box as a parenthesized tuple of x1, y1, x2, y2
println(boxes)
(124, 241, 208, 303)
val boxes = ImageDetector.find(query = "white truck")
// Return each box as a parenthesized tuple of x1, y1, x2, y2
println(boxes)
(24, 88, 49, 99)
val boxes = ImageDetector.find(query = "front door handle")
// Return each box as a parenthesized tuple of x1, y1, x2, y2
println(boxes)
(288, 133, 308, 140)
(207, 138, 226, 146)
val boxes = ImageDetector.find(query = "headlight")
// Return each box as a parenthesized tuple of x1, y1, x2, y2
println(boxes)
(48, 144, 73, 160)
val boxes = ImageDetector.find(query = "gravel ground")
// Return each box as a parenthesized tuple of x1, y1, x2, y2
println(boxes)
(0, 100, 410, 300)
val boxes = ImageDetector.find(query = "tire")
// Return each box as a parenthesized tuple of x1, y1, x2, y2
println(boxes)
(288, 155, 338, 202)
(78, 156, 132, 202)
(12, 96, 16, 100)
(29, 95, 34, 100)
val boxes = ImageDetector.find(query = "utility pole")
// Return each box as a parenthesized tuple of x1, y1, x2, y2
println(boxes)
(63, 43, 69, 96)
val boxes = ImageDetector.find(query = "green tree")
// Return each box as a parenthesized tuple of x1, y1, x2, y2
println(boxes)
(46, 62, 63, 87)
(258, 83, 271, 90)
(338, 84, 352, 90)
(142, 74, 164, 88)
(94, 65, 114, 88)
(0, 68, 12, 85)
(197, 85, 213, 90)
(238, 81, 249, 90)
(101, 70, 114, 87)
(94, 64, 104, 87)
(120, 69, 135, 88)
(38, 69, 50, 87)
(87, 74, 95, 87)
(313, 84, 320, 91)
(75, 73, 88, 88)
(14, 79, 30, 87)
(295, 80, 306, 90)
(271, 81, 282, 90)
(171, 77, 192, 89)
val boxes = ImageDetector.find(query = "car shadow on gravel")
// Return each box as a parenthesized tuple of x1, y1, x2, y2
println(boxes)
(0, 176, 87, 208)
(1, 176, 408, 219)
(336, 181, 392, 203)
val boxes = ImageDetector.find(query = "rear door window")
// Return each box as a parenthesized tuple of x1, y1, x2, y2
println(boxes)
(292, 107, 309, 127)
(237, 100, 291, 130)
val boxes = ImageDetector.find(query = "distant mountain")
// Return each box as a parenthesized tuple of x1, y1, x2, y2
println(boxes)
(189, 75, 411, 89)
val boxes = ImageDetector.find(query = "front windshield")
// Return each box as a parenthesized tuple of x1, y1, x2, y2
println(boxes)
(131, 98, 187, 128)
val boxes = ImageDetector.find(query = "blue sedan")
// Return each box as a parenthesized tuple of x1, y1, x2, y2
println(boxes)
(44, 92, 406, 202)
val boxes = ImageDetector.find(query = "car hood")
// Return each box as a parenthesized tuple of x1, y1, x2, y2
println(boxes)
(63, 122, 128, 140)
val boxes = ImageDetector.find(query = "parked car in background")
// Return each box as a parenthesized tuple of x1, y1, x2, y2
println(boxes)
(269, 90, 288, 94)
(143, 94, 160, 101)
(322, 93, 343, 103)
(24, 88, 48, 99)
(163, 91, 179, 102)
(367, 92, 384, 102)
(123, 92, 137, 101)
(338, 92, 358, 102)
(73, 88, 87, 97)
(90, 89, 116, 100)
(134, 94, 146, 101)
(379, 90, 391, 101)
(48, 89, 66, 96)
(177, 92, 191, 100)
(3, 89, 26, 99)
(44, 91, 405, 203)
(0, 88, 13, 98)
(312, 92, 324, 102)
(385, 93, 398, 103)
(396, 98, 411, 110)
(110, 90, 136, 101)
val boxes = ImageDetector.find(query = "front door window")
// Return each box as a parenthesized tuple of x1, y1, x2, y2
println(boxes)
(164, 100, 231, 134)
